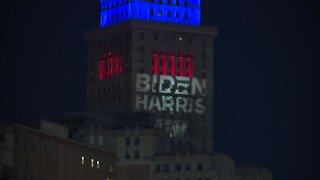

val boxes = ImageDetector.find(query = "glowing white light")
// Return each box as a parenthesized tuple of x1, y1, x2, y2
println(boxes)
(178, 37, 183, 41)
(97, 161, 100, 169)
(81, 156, 85, 165)
(91, 158, 94, 167)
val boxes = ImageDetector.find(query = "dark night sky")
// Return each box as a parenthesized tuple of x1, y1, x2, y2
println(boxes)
(1, 0, 319, 179)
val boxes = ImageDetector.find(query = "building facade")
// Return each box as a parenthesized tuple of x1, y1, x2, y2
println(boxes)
(49, 113, 273, 180)
(0, 122, 116, 180)
(85, 0, 217, 155)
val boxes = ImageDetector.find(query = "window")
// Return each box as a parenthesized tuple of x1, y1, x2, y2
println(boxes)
(16, 139, 20, 146)
(202, 48, 207, 56)
(201, 61, 207, 69)
(134, 137, 140, 145)
(134, 151, 140, 159)
(138, 67, 144, 73)
(125, 150, 130, 159)
(202, 39, 207, 45)
(156, 164, 161, 172)
(139, 32, 144, 39)
(197, 163, 203, 171)
(167, 11, 171, 17)
(163, 35, 167, 41)
(158, 11, 163, 16)
(176, 164, 181, 171)
(184, 0, 188, 6)
(30, 174, 34, 180)
(89, 135, 94, 144)
(150, 9, 154, 16)
(42, 145, 48, 154)
(96, 161, 100, 169)
(125, 137, 130, 146)
(184, 12, 188, 19)
(185, 163, 191, 171)
(109, 165, 114, 172)
(140, 46, 144, 52)
(168, 0, 171, 5)
(91, 158, 94, 167)
(81, 156, 85, 165)
(176, 12, 180, 18)
(163, 164, 170, 172)
(98, 136, 103, 145)
(176, 0, 180, 5)
(201, 73, 206, 79)
(154, 34, 159, 40)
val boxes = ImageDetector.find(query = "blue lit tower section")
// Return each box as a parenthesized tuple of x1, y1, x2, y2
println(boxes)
(100, 0, 201, 27)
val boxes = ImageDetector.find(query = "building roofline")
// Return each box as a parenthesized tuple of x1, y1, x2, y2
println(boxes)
(12, 123, 115, 155)
(84, 20, 217, 40)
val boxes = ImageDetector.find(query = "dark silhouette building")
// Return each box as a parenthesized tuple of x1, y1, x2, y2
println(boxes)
(0, 122, 116, 180)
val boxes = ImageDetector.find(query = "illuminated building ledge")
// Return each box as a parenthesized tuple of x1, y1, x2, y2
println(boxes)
(100, 0, 201, 27)
(85, 20, 217, 39)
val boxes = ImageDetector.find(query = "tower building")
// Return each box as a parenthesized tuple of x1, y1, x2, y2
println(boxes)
(85, 0, 217, 154)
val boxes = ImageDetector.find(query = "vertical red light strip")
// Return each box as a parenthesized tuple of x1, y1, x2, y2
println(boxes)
(113, 51, 118, 75)
(186, 52, 193, 78)
(169, 51, 176, 76)
(153, 49, 159, 75)
(99, 56, 104, 80)
(119, 51, 123, 75)
(178, 51, 185, 76)
(108, 52, 113, 77)
(103, 53, 108, 79)
(161, 50, 168, 75)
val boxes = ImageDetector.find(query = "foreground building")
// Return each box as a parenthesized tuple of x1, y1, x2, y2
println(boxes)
(51, 112, 272, 180)
(0, 122, 116, 180)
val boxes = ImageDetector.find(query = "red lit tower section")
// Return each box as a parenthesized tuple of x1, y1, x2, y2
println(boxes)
(152, 50, 193, 77)
(98, 51, 123, 80)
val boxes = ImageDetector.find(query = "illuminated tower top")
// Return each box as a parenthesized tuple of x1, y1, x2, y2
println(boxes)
(100, 0, 201, 27)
